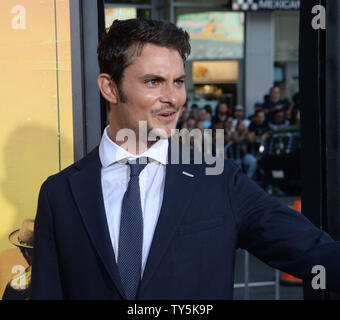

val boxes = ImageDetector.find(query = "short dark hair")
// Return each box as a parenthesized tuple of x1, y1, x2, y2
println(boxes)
(215, 101, 227, 115)
(270, 85, 280, 94)
(204, 104, 212, 114)
(272, 108, 284, 117)
(254, 109, 265, 117)
(97, 18, 191, 102)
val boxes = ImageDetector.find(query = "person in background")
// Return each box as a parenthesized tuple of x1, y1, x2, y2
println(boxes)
(292, 92, 301, 110)
(196, 120, 204, 133)
(182, 116, 196, 131)
(230, 121, 257, 179)
(176, 108, 189, 130)
(223, 117, 234, 159)
(263, 93, 270, 103)
(290, 107, 301, 126)
(224, 117, 234, 145)
(190, 103, 199, 119)
(212, 101, 228, 125)
(203, 111, 212, 129)
(268, 109, 291, 131)
(284, 101, 293, 123)
(232, 105, 250, 128)
(178, 116, 197, 149)
(195, 107, 212, 129)
(262, 86, 289, 120)
(291, 92, 301, 126)
(248, 110, 268, 138)
(194, 120, 205, 152)
(248, 110, 269, 156)
(254, 102, 263, 112)
(204, 104, 213, 116)
(247, 102, 263, 122)
(197, 108, 207, 122)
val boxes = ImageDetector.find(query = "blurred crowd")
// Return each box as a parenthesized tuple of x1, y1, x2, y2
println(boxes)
(177, 85, 301, 180)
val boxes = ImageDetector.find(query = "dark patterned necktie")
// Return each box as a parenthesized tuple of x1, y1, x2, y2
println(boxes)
(117, 158, 147, 300)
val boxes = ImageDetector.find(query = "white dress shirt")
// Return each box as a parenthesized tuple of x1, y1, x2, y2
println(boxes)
(99, 126, 168, 276)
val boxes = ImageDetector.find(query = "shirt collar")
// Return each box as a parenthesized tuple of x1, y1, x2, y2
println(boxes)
(99, 125, 168, 168)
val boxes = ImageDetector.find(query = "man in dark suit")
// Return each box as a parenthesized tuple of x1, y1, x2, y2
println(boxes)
(31, 18, 340, 300)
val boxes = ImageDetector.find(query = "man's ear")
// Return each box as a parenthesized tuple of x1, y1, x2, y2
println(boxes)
(97, 73, 119, 104)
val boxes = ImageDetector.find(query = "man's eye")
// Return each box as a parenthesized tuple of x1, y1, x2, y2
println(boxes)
(175, 79, 185, 86)
(146, 79, 159, 86)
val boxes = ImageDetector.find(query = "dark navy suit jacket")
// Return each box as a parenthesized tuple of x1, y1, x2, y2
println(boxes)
(31, 141, 340, 299)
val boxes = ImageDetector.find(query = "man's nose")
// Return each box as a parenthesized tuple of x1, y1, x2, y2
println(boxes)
(160, 83, 179, 106)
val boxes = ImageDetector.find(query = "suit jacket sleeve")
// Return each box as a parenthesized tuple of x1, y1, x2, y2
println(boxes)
(226, 161, 340, 293)
(31, 180, 64, 299)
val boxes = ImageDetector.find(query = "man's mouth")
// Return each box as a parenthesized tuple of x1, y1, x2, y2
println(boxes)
(156, 110, 177, 121)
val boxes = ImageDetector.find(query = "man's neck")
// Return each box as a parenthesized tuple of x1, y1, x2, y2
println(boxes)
(107, 126, 157, 155)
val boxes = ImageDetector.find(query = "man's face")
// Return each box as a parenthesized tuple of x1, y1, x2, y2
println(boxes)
(255, 112, 265, 125)
(235, 109, 244, 119)
(109, 43, 186, 140)
(238, 121, 247, 133)
(273, 111, 285, 124)
(198, 109, 207, 121)
(219, 103, 227, 115)
(187, 118, 195, 130)
(181, 109, 189, 121)
(271, 87, 281, 101)
(224, 117, 233, 130)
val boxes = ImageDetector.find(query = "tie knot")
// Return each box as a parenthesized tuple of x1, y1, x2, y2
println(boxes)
(128, 158, 148, 177)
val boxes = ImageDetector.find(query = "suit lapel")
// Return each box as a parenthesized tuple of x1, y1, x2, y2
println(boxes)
(139, 140, 202, 294)
(68, 147, 126, 299)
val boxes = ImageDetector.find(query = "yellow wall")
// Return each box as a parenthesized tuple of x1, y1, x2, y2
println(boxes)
(0, 0, 73, 297)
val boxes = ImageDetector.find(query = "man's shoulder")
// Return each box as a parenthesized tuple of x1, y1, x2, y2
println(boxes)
(189, 149, 241, 179)
(43, 146, 100, 189)
(169, 141, 240, 176)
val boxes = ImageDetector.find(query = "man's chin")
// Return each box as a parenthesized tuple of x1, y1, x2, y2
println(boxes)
(148, 126, 176, 140)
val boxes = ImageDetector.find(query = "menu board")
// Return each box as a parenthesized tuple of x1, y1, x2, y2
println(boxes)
(177, 11, 244, 60)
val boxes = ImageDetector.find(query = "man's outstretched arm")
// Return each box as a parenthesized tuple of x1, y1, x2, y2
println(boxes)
(226, 161, 340, 293)
(31, 180, 64, 299)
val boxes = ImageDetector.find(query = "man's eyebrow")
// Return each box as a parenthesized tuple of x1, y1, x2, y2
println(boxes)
(139, 74, 186, 80)
(175, 74, 186, 80)
(139, 74, 165, 81)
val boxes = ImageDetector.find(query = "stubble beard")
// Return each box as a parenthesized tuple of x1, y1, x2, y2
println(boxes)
(118, 84, 181, 143)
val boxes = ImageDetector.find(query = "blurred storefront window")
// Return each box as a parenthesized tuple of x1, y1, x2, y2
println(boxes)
(105, 7, 138, 28)
(106, 0, 152, 4)
(177, 10, 244, 108)
(274, 11, 299, 102)
(177, 11, 244, 60)
(104, 1, 152, 27)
